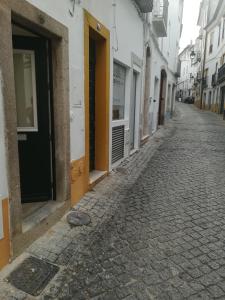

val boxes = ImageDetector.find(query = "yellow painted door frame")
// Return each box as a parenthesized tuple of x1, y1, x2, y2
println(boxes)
(0, 199, 10, 269)
(84, 10, 110, 191)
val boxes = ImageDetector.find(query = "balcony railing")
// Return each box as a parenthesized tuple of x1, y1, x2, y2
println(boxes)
(218, 63, 225, 83)
(134, 0, 153, 13)
(152, 0, 169, 37)
(211, 73, 217, 87)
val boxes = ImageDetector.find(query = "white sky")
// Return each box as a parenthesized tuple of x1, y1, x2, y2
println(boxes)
(179, 0, 201, 52)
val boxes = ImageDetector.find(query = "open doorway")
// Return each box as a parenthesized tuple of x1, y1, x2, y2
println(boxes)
(208, 91, 212, 110)
(84, 12, 110, 187)
(143, 46, 151, 138)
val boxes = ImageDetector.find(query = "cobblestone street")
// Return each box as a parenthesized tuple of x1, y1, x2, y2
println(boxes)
(3, 103, 225, 299)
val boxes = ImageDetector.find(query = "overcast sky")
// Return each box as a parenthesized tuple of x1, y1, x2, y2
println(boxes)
(179, 0, 201, 52)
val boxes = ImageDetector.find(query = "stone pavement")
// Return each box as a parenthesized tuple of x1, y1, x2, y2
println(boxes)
(2, 103, 225, 299)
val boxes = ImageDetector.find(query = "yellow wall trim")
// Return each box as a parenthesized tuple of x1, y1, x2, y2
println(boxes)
(84, 10, 110, 191)
(71, 158, 86, 206)
(0, 198, 10, 270)
(71, 11, 110, 207)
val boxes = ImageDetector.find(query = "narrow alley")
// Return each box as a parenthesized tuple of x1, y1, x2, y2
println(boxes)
(2, 0, 225, 299)
(2, 103, 225, 299)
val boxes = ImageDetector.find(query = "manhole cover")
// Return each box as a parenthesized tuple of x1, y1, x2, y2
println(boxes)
(7, 256, 59, 296)
(67, 210, 91, 226)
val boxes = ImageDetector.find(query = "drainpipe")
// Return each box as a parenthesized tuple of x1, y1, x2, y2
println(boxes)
(200, 31, 208, 109)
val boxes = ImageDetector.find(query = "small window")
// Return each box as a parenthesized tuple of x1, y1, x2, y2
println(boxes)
(13, 50, 38, 132)
(209, 32, 214, 54)
(222, 18, 225, 39)
(113, 62, 126, 120)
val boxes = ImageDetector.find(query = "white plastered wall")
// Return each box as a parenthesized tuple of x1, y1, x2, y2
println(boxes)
(27, 0, 144, 169)
(145, 0, 183, 134)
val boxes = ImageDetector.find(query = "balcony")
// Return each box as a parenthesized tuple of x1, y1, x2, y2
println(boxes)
(218, 63, 225, 83)
(211, 73, 217, 87)
(193, 78, 199, 87)
(134, 0, 153, 13)
(152, 0, 169, 37)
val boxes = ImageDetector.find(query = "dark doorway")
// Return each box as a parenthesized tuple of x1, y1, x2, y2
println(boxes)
(208, 91, 212, 110)
(13, 35, 55, 203)
(89, 38, 96, 172)
(143, 47, 151, 137)
(130, 71, 137, 150)
(220, 87, 225, 117)
(158, 70, 167, 126)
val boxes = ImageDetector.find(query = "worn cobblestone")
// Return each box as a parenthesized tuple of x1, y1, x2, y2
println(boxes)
(3, 103, 225, 299)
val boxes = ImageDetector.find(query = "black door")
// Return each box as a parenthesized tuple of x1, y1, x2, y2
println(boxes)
(89, 38, 96, 172)
(13, 36, 55, 203)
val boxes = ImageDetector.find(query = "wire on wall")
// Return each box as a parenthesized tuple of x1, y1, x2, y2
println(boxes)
(112, 0, 119, 52)
(69, 0, 81, 17)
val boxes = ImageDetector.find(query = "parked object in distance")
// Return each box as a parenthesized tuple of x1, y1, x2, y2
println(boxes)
(183, 97, 194, 104)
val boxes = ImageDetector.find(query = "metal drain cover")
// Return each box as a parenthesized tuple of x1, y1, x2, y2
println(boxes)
(67, 210, 91, 226)
(7, 256, 59, 296)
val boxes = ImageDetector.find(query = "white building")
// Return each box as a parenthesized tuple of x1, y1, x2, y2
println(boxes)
(140, 0, 184, 136)
(177, 40, 202, 102)
(0, 0, 183, 269)
(199, 0, 225, 112)
(191, 0, 225, 111)
(177, 44, 195, 100)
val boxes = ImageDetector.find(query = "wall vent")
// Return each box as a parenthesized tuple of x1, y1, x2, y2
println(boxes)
(112, 125, 125, 164)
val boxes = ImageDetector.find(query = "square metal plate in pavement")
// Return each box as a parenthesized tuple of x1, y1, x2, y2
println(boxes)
(7, 256, 59, 296)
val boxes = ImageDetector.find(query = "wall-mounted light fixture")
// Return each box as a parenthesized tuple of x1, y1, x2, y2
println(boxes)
(190, 50, 196, 60)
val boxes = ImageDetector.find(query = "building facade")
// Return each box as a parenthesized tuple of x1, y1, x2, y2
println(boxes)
(0, 0, 183, 269)
(141, 0, 184, 135)
(188, 0, 225, 112)
(200, 0, 225, 113)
